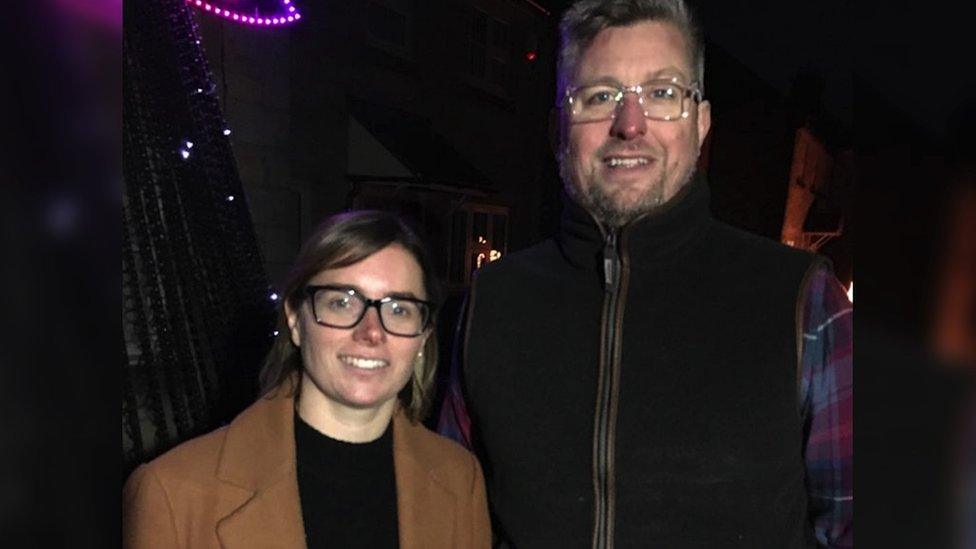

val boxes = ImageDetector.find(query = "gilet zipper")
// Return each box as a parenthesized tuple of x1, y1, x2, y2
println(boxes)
(593, 230, 623, 549)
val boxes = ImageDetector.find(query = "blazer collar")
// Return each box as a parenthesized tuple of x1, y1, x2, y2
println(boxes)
(214, 387, 307, 548)
(213, 385, 457, 549)
(393, 408, 458, 549)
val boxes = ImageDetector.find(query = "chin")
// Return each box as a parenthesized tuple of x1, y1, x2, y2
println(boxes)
(339, 390, 394, 410)
(339, 389, 375, 404)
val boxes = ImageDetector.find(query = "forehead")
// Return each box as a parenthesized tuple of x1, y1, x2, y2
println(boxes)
(575, 21, 692, 84)
(309, 244, 426, 296)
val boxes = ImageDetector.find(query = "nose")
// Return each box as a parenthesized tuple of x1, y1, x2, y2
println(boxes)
(352, 306, 386, 345)
(609, 93, 647, 140)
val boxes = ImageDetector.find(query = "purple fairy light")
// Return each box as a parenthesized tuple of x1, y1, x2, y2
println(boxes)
(186, 0, 302, 27)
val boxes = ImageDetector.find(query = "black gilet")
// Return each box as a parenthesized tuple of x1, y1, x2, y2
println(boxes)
(463, 173, 821, 548)
(294, 412, 398, 549)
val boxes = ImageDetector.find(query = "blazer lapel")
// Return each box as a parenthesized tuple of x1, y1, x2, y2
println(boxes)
(215, 474, 306, 548)
(393, 411, 457, 549)
(214, 390, 307, 548)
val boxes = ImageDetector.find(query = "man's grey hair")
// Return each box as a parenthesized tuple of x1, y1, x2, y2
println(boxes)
(556, 0, 705, 105)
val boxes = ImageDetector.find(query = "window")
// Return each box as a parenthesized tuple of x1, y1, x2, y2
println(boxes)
(467, 9, 512, 96)
(366, 0, 413, 58)
(447, 203, 509, 286)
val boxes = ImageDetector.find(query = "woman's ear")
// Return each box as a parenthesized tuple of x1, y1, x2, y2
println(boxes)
(285, 301, 301, 347)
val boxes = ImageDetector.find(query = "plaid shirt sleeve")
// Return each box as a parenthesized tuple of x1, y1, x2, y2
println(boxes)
(800, 265, 854, 547)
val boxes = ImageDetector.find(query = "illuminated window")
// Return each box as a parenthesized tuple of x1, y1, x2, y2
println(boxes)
(448, 203, 508, 286)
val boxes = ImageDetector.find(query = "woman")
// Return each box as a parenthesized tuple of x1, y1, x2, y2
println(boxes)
(123, 211, 490, 548)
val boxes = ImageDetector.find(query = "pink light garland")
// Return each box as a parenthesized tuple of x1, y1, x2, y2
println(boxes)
(186, 0, 302, 27)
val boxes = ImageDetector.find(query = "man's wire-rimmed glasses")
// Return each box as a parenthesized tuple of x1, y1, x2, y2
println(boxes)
(564, 77, 703, 123)
(304, 285, 433, 337)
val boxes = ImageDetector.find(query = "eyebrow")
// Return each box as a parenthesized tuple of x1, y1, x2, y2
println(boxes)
(321, 283, 423, 301)
(385, 291, 424, 301)
(575, 67, 691, 88)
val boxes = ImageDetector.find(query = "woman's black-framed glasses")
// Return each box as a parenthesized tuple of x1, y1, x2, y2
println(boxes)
(304, 285, 433, 337)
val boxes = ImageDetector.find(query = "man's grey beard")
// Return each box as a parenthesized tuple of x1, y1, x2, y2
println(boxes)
(558, 148, 699, 229)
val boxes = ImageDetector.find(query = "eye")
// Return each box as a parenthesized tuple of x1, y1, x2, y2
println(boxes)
(646, 85, 678, 101)
(582, 87, 617, 106)
(388, 301, 414, 318)
(326, 295, 352, 310)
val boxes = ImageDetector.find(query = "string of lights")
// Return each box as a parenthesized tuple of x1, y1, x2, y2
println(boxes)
(185, 0, 301, 27)
(123, 0, 275, 475)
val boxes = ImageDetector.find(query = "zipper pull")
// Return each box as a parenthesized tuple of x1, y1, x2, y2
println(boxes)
(603, 231, 618, 293)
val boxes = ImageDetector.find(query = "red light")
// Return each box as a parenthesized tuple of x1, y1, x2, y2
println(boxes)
(525, 51, 537, 61)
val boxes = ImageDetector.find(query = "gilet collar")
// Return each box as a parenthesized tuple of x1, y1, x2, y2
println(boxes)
(557, 171, 713, 270)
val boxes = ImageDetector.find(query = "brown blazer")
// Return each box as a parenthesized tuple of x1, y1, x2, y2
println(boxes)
(123, 391, 490, 548)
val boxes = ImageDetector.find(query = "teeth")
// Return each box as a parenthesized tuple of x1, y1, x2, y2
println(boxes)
(607, 157, 650, 168)
(340, 355, 389, 369)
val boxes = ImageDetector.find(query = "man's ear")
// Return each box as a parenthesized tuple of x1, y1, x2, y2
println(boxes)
(548, 107, 562, 158)
(285, 301, 301, 347)
(696, 99, 712, 148)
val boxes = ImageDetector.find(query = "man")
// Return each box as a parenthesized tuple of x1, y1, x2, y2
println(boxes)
(439, 1, 852, 547)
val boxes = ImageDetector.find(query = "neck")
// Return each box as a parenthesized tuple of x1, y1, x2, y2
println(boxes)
(296, 373, 396, 443)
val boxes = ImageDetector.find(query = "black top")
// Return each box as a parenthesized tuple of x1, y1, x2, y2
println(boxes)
(294, 411, 398, 549)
